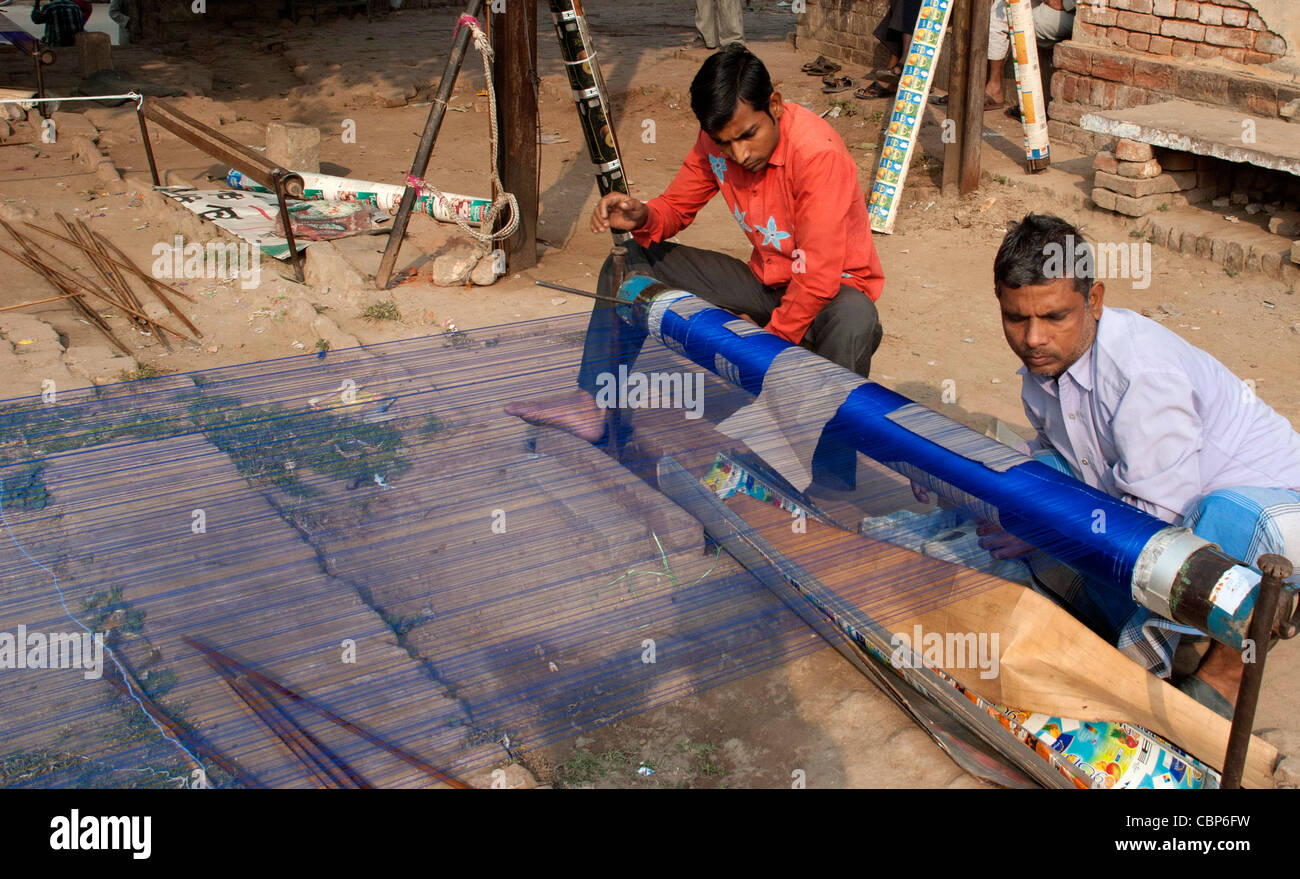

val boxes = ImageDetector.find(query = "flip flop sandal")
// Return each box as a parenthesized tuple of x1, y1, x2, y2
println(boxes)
(1177, 675, 1234, 720)
(983, 95, 1004, 111)
(932, 93, 950, 106)
(855, 80, 893, 99)
(803, 56, 842, 75)
(821, 77, 854, 94)
(1004, 104, 1022, 120)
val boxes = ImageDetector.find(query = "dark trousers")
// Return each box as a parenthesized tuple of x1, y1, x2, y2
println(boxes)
(575, 241, 883, 489)
(577, 240, 884, 395)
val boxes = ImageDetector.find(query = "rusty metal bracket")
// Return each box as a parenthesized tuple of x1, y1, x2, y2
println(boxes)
(1221, 553, 1294, 789)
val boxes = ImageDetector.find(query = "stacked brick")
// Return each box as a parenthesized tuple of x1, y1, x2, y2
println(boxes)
(1074, 0, 1287, 67)
(1091, 139, 1210, 216)
(1048, 1, 1297, 154)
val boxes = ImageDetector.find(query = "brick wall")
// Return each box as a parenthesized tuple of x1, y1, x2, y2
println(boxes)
(1048, 2, 1298, 153)
(1075, 0, 1286, 66)
(796, 0, 931, 73)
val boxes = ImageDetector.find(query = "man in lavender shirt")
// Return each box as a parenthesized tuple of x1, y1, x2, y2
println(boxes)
(982, 213, 1300, 718)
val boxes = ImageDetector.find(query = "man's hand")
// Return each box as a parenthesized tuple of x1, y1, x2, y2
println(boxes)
(976, 520, 1037, 559)
(590, 193, 649, 234)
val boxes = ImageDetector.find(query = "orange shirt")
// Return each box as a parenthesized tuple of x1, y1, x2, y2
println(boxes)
(633, 101, 885, 344)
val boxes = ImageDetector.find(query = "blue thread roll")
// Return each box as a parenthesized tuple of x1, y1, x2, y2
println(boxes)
(620, 277, 1255, 646)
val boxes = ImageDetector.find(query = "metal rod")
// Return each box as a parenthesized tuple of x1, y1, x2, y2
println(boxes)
(100, 653, 260, 789)
(273, 173, 305, 284)
(183, 635, 469, 789)
(0, 292, 81, 312)
(0, 220, 133, 353)
(534, 280, 618, 304)
(136, 104, 160, 187)
(220, 667, 338, 789)
(0, 232, 191, 345)
(1222, 553, 1293, 788)
(26, 222, 198, 304)
(375, 0, 486, 288)
(74, 217, 173, 351)
(237, 670, 370, 789)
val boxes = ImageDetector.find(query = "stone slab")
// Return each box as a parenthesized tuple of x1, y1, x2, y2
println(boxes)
(1080, 100, 1300, 177)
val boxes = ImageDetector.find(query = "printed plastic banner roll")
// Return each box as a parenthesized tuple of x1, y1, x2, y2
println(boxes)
(868, 0, 955, 235)
(224, 170, 492, 227)
(1005, 0, 1051, 171)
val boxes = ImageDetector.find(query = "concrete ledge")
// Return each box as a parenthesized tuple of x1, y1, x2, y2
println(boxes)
(1080, 100, 1300, 177)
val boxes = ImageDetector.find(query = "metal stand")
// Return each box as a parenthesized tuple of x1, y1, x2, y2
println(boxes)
(1221, 554, 1296, 788)
(374, 0, 485, 289)
(134, 98, 307, 282)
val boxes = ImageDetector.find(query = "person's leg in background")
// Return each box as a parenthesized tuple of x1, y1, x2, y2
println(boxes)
(986, 0, 1011, 105)
(695, 0, 720, 49)
(715, 0, 746, 48)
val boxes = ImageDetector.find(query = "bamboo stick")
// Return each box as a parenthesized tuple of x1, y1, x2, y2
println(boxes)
(93, 233, 203, 336)
(183, 635, 469, 789)
(0, 237, 194, 344)
(0, 223, 131, 354)
(23, 221, 198, 304)
(0, 292, 82, 312)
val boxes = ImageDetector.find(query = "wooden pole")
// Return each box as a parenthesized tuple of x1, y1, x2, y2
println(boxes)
(492, 0, 540, 270)
(942, 0, 971, 196)
(374, 0, 486, 288)
(960, 0, 993, 194)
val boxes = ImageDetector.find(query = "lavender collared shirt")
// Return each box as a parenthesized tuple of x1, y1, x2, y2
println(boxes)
(1019, 307, 1300, 524)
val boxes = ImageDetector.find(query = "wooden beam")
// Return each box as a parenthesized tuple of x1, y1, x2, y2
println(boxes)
(492, 1, 540, 270)
(942, 0, 971, 196)
(960, 0, 993, 194)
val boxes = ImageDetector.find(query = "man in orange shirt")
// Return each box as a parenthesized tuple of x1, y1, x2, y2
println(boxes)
(508, 46, 886, 455)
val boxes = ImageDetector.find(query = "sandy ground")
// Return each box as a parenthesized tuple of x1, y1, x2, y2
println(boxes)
(0, 1, 1297, 788)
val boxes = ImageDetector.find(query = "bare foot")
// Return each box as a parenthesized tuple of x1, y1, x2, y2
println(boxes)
(1192, 641, 1244, 704)
(985, 86, 1004, 105)
(503, 389, 607, 442)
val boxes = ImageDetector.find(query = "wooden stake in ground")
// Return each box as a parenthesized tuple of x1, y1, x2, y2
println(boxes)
(960, 0, 992, 193)
(942, 0, 970, 196)
(374, 0, 486, 288)
(491, 0, 540, 270)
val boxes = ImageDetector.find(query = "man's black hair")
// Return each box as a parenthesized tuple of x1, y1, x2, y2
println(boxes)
(689, 44, 775, 135)
(994, 213, 1094, 300)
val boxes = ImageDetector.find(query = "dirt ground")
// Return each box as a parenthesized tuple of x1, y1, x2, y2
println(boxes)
(1, 1, 1297, 788)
